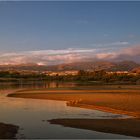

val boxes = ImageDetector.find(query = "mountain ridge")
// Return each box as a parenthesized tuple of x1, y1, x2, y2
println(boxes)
(0, 60, 139, 72)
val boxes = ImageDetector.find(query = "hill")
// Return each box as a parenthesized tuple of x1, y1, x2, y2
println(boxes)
(0, 61, 139, 72)
(45, 61, 140, 72)
(131, 67, 140, 74)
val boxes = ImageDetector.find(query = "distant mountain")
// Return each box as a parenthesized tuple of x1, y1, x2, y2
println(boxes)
(107, 61, 140, 72)
(45, 61, 115, 71)
(131, 67, 140, 74)
(46, 61, 140, 72)
(0, 61, 139, 72)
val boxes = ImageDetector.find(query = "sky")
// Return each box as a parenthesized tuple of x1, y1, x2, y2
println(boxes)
(0, 1, 140, 65)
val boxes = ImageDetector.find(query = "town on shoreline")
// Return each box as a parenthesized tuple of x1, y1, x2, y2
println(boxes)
(0, 69, 140, 85)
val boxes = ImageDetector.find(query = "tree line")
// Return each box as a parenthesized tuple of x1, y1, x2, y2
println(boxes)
(0, 70, 140, 84)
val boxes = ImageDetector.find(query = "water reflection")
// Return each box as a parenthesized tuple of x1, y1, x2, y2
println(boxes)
(0, 82, 135, 139)
(0, 81, 77, 90)
(0, 96, 133, 139)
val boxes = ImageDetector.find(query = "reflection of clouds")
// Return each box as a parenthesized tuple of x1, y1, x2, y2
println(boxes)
(0, 96, 128, 120)
(0, 90, 129, 121)
(0, 96, 67, 111)
(0, 45, 140, 65)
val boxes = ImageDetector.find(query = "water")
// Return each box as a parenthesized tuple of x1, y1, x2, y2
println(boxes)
(0, 81, 136, 139)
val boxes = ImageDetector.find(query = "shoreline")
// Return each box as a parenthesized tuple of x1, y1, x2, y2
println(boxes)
(8, 88, 140, 118)
(7, 87, 140, 137)
(48, 118, 140, 138)
(0, 122, 19, 139)
(0, 89, 22, 139)
(67, 103, 138, 118)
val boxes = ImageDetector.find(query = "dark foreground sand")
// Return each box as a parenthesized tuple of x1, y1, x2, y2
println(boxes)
(0, 122, 19, 139)
(48, 118, 140, 137)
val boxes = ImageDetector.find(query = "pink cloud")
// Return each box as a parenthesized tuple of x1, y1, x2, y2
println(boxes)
(0, 45, 140, 65)
(96, 45, 140, 62)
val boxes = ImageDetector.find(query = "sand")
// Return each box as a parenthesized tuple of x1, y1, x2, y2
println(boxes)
(48, 118, 140, 138)
(7, 86, 140, 137)
(0, 122, 19, 139)
(8, 88, 140, 118)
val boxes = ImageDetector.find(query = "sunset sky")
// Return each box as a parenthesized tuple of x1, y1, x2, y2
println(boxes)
(0, 1, 140, 65)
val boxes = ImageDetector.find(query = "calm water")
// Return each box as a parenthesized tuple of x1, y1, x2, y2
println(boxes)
(0, 81, 136, 139)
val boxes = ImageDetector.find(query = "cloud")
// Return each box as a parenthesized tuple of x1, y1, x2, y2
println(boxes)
(0, 45, 140, 65)
(95, 45, 140, 62)
(0, 48, 96, 65)
(91, 41, 129, 48)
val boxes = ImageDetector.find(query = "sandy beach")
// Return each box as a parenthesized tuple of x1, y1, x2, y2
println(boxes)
(8, 86, 140, 118)
(8, 85, 140, 137)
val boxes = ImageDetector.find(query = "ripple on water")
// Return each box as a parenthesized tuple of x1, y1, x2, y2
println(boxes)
(0, 91, 134, 139)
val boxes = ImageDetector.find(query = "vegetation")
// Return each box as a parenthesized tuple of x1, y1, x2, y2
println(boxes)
(47, 70, 140, 84)
(0, 71, 45, 81)
(0, 70, 140, 84)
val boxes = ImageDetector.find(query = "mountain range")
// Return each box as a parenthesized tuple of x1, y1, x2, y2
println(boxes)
(0, 60, 140, 72)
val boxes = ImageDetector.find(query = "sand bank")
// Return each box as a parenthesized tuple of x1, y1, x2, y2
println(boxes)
(48, 118, 140, 138)
(0, 122, 19, 139)
(8, 88, 140, 118)
(8, 87, 140, 137)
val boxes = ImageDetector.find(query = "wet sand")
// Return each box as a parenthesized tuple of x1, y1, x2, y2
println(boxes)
(48, 118, 140, 137)
(0, 122, 19, 139)
(8, 87, 140, 137)
(8, 88, 140, 118)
